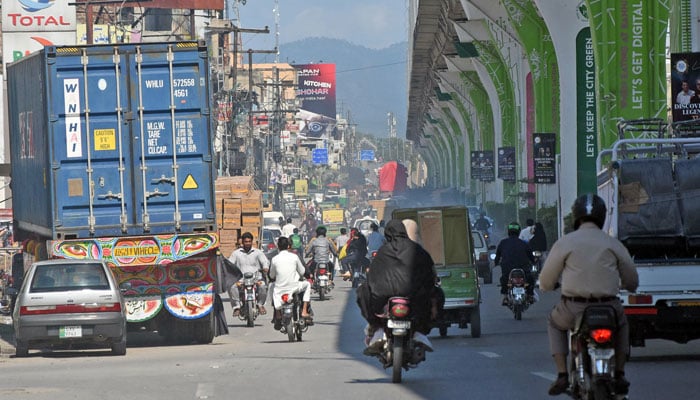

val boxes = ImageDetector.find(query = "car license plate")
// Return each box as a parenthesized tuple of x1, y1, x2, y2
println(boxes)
(513, 287, 526, 295)
(387, 319, 411, 329)
(59, 325, 82, 338)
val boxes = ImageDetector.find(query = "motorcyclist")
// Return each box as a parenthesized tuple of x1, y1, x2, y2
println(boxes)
(494, 222, 536, 305)
(281, 217, 296, 238)
(473, 212, 492, 233)
(340, 228, 368, 280)
(356, 219, 437, 354)
(304, 226, 338, 281)
(228, 231, 270, 317)
(365, 222, 385, 259)
(298, 213, 318, 241)
(539, 194, 638, 396)
(269, 236, 313, 330)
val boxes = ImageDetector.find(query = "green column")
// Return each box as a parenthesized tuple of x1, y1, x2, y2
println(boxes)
(586, 0, 670, 149)
(503, 0, 561, 136)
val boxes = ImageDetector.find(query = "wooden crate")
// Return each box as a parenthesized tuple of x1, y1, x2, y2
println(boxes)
(222, 214, 242, 230)
(240, 195, 262, 213)
(222, 198, 243, 213)
(215, 176, 256, 194)
(241, 213, 262, 227)
(219, 228, 240, 244)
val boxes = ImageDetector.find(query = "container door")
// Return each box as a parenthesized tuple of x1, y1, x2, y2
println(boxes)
(49, 46, 134, 237)
(128, 43, 214, 234)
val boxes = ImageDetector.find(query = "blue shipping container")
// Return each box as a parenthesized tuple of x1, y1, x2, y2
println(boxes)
(7, 41, 216, 240)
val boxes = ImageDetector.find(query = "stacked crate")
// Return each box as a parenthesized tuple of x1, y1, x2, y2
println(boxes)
(215, 176, 263, 257)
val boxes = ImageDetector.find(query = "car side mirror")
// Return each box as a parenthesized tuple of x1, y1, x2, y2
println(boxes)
(119, 282, 132, 293)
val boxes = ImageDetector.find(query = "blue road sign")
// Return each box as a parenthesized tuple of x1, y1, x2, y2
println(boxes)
(312, 148, 328, 165)
(360, 149, 375, 161)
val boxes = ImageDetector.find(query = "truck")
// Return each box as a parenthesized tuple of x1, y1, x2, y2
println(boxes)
(596, 119, 700, 348)
(7, 41, 222, 344)
(392, 206, 481, 338)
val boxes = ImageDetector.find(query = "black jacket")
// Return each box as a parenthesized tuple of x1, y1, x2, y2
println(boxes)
(494, 236, 535, 269)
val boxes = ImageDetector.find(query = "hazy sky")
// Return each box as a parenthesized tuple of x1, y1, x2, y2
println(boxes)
(233, 0, 408, 51)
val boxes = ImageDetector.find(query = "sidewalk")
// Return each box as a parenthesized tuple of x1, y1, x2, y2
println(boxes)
(0, 316, 15, 357)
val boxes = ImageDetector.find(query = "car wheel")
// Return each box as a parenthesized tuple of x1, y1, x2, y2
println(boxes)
(111, 336, 127, 356)
(15, 339, 29, 357)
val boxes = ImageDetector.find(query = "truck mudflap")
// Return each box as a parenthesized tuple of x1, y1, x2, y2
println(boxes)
(125, 287, 214, 323)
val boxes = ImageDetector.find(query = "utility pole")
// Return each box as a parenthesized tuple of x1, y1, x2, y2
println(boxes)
(245, 48, 278, 177)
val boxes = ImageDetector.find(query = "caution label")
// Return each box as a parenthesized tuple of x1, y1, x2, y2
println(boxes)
(183, 174, 198, 189)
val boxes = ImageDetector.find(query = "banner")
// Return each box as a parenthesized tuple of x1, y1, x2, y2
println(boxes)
(2, 0, 76, 32)
(293, 64, 336, 140)
(294, 179, 308, 197)
(497, 147, 516, 182)
(671, 52, 700, 122)
(533, 133, 556, 184)
(576, 27, 598, 194)
(470, 150, 495, 182)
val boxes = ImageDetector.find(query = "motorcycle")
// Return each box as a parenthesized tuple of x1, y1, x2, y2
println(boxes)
(368, 296, 428, 383)
(567, 305, 626, 400)
(505, 268, 531, 320)
(351, 255, 371, 289)
(236, 272, 260, 327)
(531, 250, 543, 283)
(311, 262, 333, 301)
(279, 292, 309, 342)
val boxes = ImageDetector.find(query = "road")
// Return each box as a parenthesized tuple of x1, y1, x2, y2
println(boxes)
(0, 274, 698, 399)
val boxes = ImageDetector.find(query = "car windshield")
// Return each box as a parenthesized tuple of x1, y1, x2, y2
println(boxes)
(30, 263, 110, 292)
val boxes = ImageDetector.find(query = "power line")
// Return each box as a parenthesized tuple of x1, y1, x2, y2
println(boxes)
(337, 60, 407, 73)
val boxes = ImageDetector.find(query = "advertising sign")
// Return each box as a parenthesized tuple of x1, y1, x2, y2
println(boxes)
(2, 0, 77, 32)
(470, 150, 495, 182)
(2, 31, 76, 74)
(533, 133, 556, 184)
(576, 27, 598, 194)
(294, 179, 308, 197)
(671, 52, 700, 123)
(322, 209, 344, 225)
(497, 147, 516, 182)
(294, 63, 336, 140)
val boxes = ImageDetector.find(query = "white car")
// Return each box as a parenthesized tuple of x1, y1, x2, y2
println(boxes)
(353, 216, 380, 238)
(13, 259, 127, 357)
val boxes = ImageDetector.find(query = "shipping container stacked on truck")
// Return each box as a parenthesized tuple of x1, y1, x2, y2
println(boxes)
(6, 41, 222, 344)
(215, 176, 263, 257)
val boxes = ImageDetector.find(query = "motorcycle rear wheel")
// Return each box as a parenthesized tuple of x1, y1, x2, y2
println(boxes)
(286, 321, 295, 342)
(514, 303, 522, 320)
(592, 379, 612, 400)
(392, 339, 403, 383)
(246, 301, 255, 327)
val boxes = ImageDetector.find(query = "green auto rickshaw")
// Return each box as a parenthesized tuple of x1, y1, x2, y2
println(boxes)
(392, 206, 481, 338)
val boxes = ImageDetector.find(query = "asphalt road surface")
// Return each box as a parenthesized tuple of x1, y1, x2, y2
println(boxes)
(0, 273, 698, 399)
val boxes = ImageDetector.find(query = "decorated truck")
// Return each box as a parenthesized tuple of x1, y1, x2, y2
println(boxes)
(7, 41, 222, 343)
(596, 119, 700, 348)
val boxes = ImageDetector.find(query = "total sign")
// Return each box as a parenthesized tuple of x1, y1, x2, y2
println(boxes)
(2, 0, 77, 32)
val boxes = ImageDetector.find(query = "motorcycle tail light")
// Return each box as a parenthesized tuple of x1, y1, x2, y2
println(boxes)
(390, 303, 410, 318)
(590, 328, 613, 344)
(281, 293, 290, 304)
(318, 268, 327, 275)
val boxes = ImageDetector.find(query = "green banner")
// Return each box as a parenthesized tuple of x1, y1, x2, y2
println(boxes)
(576, 27, 598, 194)
(586, 0, 669, 149)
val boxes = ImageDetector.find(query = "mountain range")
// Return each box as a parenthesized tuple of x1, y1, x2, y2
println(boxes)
(262, 37, 409, 138)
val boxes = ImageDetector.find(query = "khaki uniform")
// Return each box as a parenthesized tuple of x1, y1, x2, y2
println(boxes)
(539, 222, 639, 356)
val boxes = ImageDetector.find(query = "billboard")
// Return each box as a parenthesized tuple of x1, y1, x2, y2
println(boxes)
(533, 133, 556, 184)
(671, 53, 700, 123)
(470, 150, 495, 182)
(2, 0, 77, 32)
(497, 147, 516, 182)
(294, 63, 336, 140)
